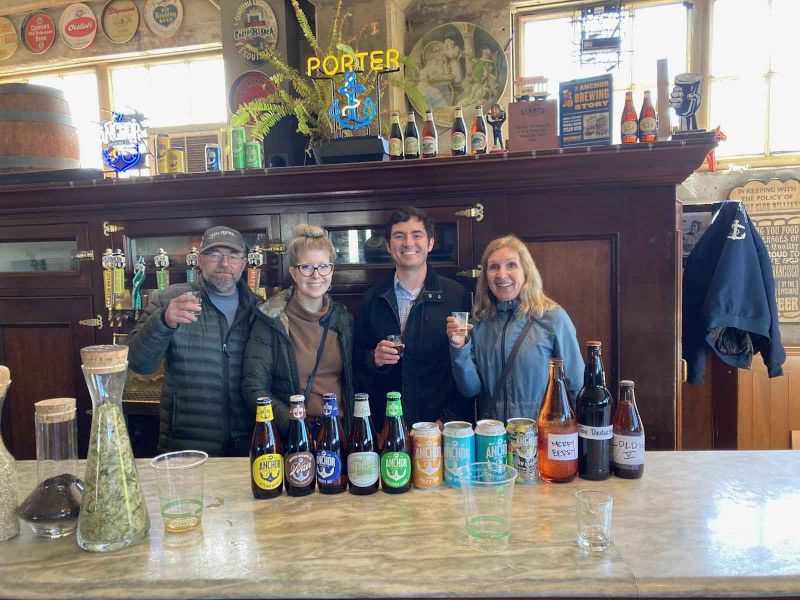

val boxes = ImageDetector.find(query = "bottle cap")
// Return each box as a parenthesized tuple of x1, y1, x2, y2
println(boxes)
(386, 391, 401, 400)
(289, 394, 305, 403)
(586, 340, 602, 347)
(354, 393, 369, 402)
(620, 380, 635, 387)
(35, 398, 76, 424)
(256, 397, 272, 406)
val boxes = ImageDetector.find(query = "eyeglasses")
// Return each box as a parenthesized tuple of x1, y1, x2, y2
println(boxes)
(204, 251, 246, 264)
(292, 263, 334, 277)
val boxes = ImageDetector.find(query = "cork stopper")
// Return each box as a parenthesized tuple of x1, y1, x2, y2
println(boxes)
(0, 365, 9, 397)
(35, 398, 76, 424)
(80, 344, 129, 374)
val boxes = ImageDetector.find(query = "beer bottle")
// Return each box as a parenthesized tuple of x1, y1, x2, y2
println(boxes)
(470, 105, 488, 155)
(638, 90, 657, 143)
(378, 391, 411, 494)
(421, 108, 438, 158)
(285, 394, 315, 496)
(388, 111, 404, 160)
(347, 393, 380, 495)
(621, 91, 638, 144)
(250, 397, 284, 499)
(403, 112, 420, 159)
(577, 341, 613, 481)
(315, 393, 348, 494)
(451, 106, 468, 155)
(612, 380, 645, 479)
(537, 359, 578, 483)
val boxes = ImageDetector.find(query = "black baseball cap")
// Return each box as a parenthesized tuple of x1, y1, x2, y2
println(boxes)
(199, 226, 246, 253)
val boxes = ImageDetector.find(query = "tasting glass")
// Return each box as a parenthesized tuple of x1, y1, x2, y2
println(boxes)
(458, 462, 517, 552)
(575, 490, 613, 551)
(151, 450, 208, 533)
(385, 334, 404, 357)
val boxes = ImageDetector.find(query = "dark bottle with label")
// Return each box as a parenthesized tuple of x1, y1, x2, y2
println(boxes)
(315, 393, 348, 494)
(250, 397, 284, 499)
(421, 108, 438, 158)
(378, 391, 411, 494)
(470, 105, 488, 155)
(347, 393, 379, 495)
(285, 394, 315, 496)
(388, 111, 404, 160)
(638, 90, 657, 143)
(612, 380, 645, 479)
(621, 91, 638, 144)
(537, 359, 578, 483)
(451, 106, 467, 155)
(577, 341, 613, 481)
(403, 112, 420, 159)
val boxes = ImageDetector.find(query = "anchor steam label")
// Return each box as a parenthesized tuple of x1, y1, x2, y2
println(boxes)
(233, 0, 278, 66)
(381, 451, 411, 488)
(316, 449, 342, 485)
(60, 3, 98, 50)
(252, 453, 283, 490)
(144, 0, 183, 38)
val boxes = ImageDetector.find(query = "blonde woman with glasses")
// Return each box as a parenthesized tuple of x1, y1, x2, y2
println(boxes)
(242, 224, 354, 441)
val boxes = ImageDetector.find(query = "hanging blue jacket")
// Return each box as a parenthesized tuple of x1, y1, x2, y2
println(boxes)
(682, 201, 785, 384)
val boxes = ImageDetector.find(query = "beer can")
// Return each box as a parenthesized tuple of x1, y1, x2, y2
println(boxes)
(411, 422, 443, 490)
(506, 418, 538, 484)
(156, 133, 170, 174)
(205, 143, 222, 172)
(245, 140, 263, 169)
(443, 421, 474, 487)
(475, 419, 507, 466)
(231, 127, 247, 169)
(168, 147, 185, 174)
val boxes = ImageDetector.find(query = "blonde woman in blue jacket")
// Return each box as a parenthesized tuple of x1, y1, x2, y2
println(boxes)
(447, 235, 584, 422)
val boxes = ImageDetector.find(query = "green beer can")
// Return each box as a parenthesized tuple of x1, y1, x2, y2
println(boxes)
(245, 140, 263, 169)
(231, 127, 247, 169)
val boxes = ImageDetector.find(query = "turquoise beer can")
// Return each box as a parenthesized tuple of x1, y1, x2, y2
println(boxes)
(475, 419, 507, 466)
(443, 421, 474, 487)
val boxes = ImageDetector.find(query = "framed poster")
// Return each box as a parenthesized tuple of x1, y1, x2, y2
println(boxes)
(682, 211, 712, 256)
(559, 74, 613, 147)
(22, 11, 56, 55)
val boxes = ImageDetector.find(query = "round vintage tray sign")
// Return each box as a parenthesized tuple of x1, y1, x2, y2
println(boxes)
(228, 70, 277, 114)
(0, 17, 19, 61)
(22, 11, 56, 55)
(233, 0, 278, 66)
(144, 0, 183, 38)
(60, 3, 98, 50)
(102, 0, 139, 44)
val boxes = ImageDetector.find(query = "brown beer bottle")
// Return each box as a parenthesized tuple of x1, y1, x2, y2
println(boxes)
(403, 112, 420, 159)
(470, 105, 488, 154)
(537, 359, 578, 483)
(621, 91, 638, 144)
(378, 392, 411, 494)
(250, 397, 284, 499)
(421, 108, 438, 158)
(451, 106, 467, 155)
(638, 90, 657, 143)
(315, 393, 348, 494)
(347, 393, 380, 495)
(612, 380, 645, 479)
(388, 111, 404, 160)
(285, 394, 315, 496)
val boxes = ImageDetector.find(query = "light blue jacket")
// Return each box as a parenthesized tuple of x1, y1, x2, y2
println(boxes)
(450, 299, 584, 422)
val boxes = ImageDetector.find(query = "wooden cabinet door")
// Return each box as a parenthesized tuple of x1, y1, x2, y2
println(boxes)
(0, 296, 95, 459)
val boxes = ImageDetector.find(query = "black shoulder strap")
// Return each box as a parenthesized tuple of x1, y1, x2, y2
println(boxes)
(303, 321, 331, 402)
(491, 318, 536, 421)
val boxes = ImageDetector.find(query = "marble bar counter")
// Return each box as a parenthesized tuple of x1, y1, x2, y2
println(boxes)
(1, 451, 799, 600)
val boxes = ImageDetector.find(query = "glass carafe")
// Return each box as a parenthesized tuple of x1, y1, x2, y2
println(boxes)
(19, 397, 84, 538)
(0, 365, 19, 542)
(77, 345, 150, 552)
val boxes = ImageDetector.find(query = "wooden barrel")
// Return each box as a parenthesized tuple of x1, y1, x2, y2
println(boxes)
(0, 83, 81, 172)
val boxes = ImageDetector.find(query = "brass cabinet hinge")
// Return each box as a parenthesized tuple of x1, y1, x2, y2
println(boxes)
(456, 267, 482, 279)
(72, 250, 95, 261)
(103, 221, 124, 237)
(79, 314, 103, 330)
(455, 203, 484, 222)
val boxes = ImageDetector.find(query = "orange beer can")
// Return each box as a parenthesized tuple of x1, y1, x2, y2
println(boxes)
(411, 422, 443, 489)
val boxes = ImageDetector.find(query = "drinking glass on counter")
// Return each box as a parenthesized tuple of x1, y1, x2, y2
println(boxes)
(151, 450, 208, 533)
(575, 489, 613, 551)
(458, 462, 517, 552)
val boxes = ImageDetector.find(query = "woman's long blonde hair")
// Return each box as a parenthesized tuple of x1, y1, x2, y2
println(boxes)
(473, 235, 558, 321)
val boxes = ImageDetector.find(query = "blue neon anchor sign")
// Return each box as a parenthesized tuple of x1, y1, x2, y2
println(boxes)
(329, 70, 376, 130)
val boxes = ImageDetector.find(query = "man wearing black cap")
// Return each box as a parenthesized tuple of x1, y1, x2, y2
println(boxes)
(126, 226, 261, 456)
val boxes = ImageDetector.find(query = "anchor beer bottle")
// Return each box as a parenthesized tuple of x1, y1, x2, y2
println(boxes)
(403, 112, 420, 159)
(422, 108, 438, 158)
(451, 106, 468, 155)
(389, 111, 404, 160)
(638, 90, 657, 143)
(537, 359, 578, 483)
(612, 380, 645, 479)
(251, 397, 284, 499)
(347, 393, 380, 495)
(577, 341, 613, 481)
(285, 395, 315, 497)
(470, 105, 488, 155)
(379, 392, 411, 494)
(316, 394, 348, 494)
(621, 91, 638, 144)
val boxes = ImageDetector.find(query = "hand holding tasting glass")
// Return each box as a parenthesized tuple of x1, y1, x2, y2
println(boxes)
(164, 292, 203, 327)
(446, 313, 473, 347)
(575, 490, 613, 552)
(375, 334, 404, 367)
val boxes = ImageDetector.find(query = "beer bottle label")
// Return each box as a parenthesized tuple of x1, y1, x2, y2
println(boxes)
(347, 451, 380, 487)
(256, 403, 273, 422)
(412, 437, 443, 487)
(422, 136, 437, 154)
(252, 453, 283, 490)
(404, 137, 419, 155)
(621, 121, 638, 135)
(290, 402, 306, 420)
(316, 449, 342, 484)
(353, 401, 371, 418)
(578, 424, 613, 440)
(389, 138, 402, 156)
(546, 432, 578, 461)
(286, 451, 315, 486)
(451, 132, 466, 152)
(381, 451, 411, 488)
(612, 434, 645, 467)
(639, 117, 657, 134)
(385, 400, 403, 417)
(322, 401, 339, 417)
(470, 132, 486, 151)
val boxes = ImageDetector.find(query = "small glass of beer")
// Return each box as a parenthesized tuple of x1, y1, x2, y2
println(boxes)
(452, 312, 469, 337)
(385, 334, 404, 358)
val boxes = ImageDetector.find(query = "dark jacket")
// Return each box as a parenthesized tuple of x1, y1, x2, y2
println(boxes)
(354, 267, 472, 431)
(683, 201, 786, 384)
(126, 277, 261, 456)
(241, 289, 355, 441)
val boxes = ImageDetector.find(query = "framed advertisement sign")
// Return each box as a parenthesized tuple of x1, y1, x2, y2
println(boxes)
(559, 74, 613, 148)
(144, 0, 183, 38)
(59, 3, 98, 50)
(102, 0, 139, 44)
(22, 11, 56, 55)
(0, 17, 18, 60)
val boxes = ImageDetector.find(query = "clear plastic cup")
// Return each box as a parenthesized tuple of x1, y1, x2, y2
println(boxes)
(150, 450, 207, 532)
(458, 462, 517, 552)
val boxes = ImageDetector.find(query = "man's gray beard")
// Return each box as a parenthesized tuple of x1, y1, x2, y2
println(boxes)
(202, 271, 240, 294)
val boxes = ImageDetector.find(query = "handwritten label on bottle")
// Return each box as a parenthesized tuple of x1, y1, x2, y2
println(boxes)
(547, 432, 578, 461)
(612, 434, 645, 467)
(578, 424, 613, 440)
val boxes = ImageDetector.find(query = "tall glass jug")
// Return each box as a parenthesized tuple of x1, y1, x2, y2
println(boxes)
(77, 345, 150, 552)
(0, 365, 19, 542)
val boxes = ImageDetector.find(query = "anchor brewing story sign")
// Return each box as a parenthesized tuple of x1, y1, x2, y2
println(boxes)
(730, 179, 800, 323)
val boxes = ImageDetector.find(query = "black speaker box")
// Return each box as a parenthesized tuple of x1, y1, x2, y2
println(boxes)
(312, 136, 389, 165)
(262, 117, 309, 167)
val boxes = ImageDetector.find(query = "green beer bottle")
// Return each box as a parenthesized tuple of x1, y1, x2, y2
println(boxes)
(378, 392, 411, 493)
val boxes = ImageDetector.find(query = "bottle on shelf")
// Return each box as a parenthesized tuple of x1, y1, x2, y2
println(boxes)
(537, 358, 578, 483)
(638, 90, 657, 143)
(451, 106, 468, 156)
(621, 91, 638, 144)
(388, 111, 404, 160)
(403, 112, 420, 159)
(577, 341, 613, 481)
(612, 380, 645, 479)
(421, 108, 438, 158)
(470, 105, 488, 155)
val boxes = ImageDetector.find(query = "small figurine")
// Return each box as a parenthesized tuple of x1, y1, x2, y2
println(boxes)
(669, 73, 703, 132)
(486, 103, 507, 150)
